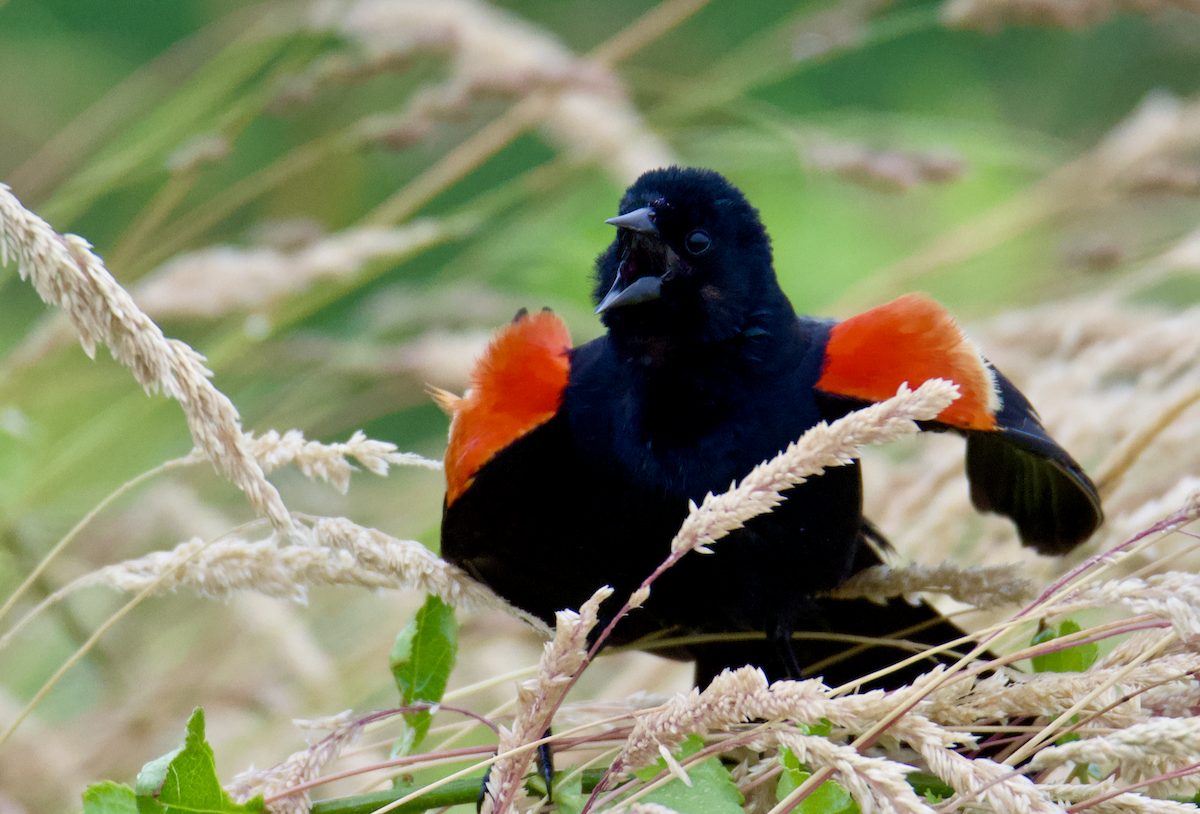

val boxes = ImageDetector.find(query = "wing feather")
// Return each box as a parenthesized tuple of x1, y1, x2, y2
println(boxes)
(814, 295, 1102, 554)
(965, 368, 1103, 554)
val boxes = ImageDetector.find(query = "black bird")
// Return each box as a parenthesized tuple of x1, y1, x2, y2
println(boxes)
(437, 166, 1102, 689)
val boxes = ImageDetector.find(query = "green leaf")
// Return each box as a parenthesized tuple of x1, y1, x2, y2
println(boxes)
(83, 782, 140, 814)
(634, 735, 706, 782)
(1030, 619, 1098, 673)
(631, 735, 743, 814)
(390, 594, 459, 754)
(908, 773, 955, 801)
(778, 745, 805, 784)
(776, 749, 860, 814)
(809, 719, 833, 738)
(643, 757, 744, 814)
(138, 708, 263, 814)
(136, 794, 168, 814)
(551, 775, 587, 814)
(136, 745, 185, 796)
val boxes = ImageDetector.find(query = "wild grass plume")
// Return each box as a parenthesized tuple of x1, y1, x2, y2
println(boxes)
(5, 2, 1200, 814)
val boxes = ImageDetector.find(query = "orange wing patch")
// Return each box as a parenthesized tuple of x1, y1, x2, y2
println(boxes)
(442, 309, 572, 507)
(816, 294, 999, 431)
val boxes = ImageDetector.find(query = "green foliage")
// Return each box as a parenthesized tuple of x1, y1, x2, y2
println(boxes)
(777, 747, 860, 814)
(83, 709, 262, 814)
(808, 719, 833, 738)
(1030, 619, 1099, 674)
(549, 775, 588, 814)
(390, 594, 459, 754)
(82, 782, 139, 814)
(908, 774, 955, 801)
(135, 742, 185, 797)
(630, 735, 744, 814)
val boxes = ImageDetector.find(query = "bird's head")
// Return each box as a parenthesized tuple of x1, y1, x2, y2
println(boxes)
(594, 167, 780, 347)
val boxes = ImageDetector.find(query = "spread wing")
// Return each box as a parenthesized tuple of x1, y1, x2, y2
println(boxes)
(813, 294, 1103, 554)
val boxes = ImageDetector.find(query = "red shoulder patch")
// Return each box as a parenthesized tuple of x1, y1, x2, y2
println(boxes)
(442, 309, 572, 507)
(816, 294, 998, 431)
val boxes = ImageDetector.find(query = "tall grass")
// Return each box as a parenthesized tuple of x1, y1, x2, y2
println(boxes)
(5, 1, 1200, 812)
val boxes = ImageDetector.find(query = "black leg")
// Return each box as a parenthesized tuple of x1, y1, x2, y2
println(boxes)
(537, 728, 555, 803)
(477, 765, 492, 814)
(474, 728, 555, 813)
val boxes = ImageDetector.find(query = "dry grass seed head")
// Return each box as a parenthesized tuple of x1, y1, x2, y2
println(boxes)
(1047, 572, 1200, 639)
(76, 517, 546, 633)
(1031, 716, 1200, 795)
(484, 586, 612, 814)
(827, 562, 1037, 609)
(313, 0, 672, 183)
(773, 730, 932, 814)
(229, 709, 364, 814)
(943, 0, 1200, 32)
(133, 220, 450, 319)
(239, 429, 442, 493)
(1043, 781, 1200, 814)
(0, 183, 292, 532)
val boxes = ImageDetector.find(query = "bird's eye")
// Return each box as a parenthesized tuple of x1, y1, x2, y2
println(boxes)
(685, 229, 712, 255)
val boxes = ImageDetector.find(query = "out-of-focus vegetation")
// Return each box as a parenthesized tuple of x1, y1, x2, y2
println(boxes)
(5, 0, 1200, 811)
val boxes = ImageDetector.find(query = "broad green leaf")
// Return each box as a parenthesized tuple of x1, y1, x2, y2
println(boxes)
(631, 736, 743, 814)
(550, 775, 587, 814)
(777, 749, 860, 814)
(634, 735, 707, 782)
(140, 708, 263, 814)
(642, 756, 744, 814)
(83, 781, 139, 814)
(1030, 619, 1098, 673)
(390, 594, 459, 754)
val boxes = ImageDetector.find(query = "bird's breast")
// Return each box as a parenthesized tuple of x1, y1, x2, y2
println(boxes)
(565, 333, 828, 500)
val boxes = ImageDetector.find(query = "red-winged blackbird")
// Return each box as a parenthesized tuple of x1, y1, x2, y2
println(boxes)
(437, 166, 1102, 689)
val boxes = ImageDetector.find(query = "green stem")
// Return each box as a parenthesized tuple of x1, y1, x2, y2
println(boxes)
(311, 770, 606, 814)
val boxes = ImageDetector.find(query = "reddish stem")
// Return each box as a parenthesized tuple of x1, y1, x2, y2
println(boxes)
(1066, 760, 1200, 812)
(263, 744, 496, 802)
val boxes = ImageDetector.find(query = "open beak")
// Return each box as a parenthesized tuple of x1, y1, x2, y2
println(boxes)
(596, 207, 669, 314)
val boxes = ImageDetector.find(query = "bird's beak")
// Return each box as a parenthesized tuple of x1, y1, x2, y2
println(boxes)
(604, 207, 658, 234)
(597, 207, 666, 314)
(595, 274, 663, 314)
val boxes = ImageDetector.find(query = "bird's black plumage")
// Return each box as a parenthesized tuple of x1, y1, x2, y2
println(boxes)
(440, 166, 1103, 688)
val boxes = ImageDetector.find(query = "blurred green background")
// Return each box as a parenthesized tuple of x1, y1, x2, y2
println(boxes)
(3, 0, 1200, 809)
